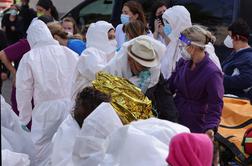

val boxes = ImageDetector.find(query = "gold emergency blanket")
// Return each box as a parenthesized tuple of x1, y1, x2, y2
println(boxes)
(92, 71, 153, 124)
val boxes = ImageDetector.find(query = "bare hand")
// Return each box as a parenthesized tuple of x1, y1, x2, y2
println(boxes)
(205, 129, 214, 141)
(1, 73, 8, 81)
(154, 19, 160, 33)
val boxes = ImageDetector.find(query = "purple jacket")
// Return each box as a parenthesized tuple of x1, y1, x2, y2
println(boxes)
(168, 54, 224, 133)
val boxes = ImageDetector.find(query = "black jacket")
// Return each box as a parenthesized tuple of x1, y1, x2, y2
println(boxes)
(145, 73, 178, 122)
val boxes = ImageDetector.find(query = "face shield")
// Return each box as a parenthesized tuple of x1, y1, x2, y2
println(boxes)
(179, 34, 205, 48)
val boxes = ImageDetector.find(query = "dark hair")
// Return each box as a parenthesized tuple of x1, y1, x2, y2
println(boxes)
(123, 1, 147, 28)
(123, 20, 146, 40)
(149, 1, 168, 33)
(37, 0, 59, 20)
(62, 17, 80, 34)
(73, 87, 111, 128)
(37, 15, 54, 24)
(228, 18, 250, 41)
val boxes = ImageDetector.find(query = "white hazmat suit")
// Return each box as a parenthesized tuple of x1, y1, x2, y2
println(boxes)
(16, 20, 79, 166)
(161, 5, 192, 79)
(1, 96, 36, 165)
(71, 21, 116, 99)
(161, 6, 221, 79)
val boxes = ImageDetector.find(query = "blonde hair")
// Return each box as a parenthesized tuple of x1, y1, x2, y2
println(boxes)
(47, 22, 68, 39)
(181, 25, 216, 48)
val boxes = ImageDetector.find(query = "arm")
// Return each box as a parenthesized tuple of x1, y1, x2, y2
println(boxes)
(1, 39, 30, 86)
(155, 75, 178, 122)
(224, 62, 252, 90)
(153, 19, 159, 40)
(16, 55, 34, 125)
(0, 50, 16, 76)
(205, 72, 224, 132)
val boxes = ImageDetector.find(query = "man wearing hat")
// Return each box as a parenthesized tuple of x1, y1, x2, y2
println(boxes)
(106, 36, 178, 122)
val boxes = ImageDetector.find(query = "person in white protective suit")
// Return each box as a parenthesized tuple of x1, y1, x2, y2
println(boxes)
(15, 19, 79, 166)
(73, 35, 178, 121)
(50, 87, 112, 166)
(161, 5, 221, 79)
(2, 149, 30, 166)
(71, 21, 117, 99)
(1, 96, 36, 165)
(71, 113, 189, 166)
(71, 100, 123, 166)
(104, 35, 178, 121)
(99, 118, 190, 166)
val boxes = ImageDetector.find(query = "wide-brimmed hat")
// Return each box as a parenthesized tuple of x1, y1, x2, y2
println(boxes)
(127, 38, 159, 68)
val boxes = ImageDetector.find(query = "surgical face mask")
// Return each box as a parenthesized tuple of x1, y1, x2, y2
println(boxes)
(164, 23, 172, 36)
(120, 14, 130, 24)
(224, 35, 233, 48)
(105, 39, 117, 61)
(66, 31, 73, 37)
(180, 46, 191, 60)
(8, 9, 18, 16)
(109, 39, 117, 49)
(37, 12, 44, 17)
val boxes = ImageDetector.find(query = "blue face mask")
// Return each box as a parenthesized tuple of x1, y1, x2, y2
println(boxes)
(164, 23, 172, 36)
(7, 9, 18, 16)
(120, 14, 130, 24)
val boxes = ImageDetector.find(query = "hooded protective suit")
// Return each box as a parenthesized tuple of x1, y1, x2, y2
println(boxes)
(72, 35, 166, 99)
(161, 6, 192, 79)
(1, 96, 36, 165)
(71, 21, 116, 99)
(50, 114, 80, 166)
(161, 6, 222, 79)
(104, 35, 165, 87)
(2, 149, 30, 166)
(16, 20, 79, 166)
(99, 118, 190, 166)
(72, 103, 123, 166)
(71, 116, 189, 166)
(86, 21, 116, 55)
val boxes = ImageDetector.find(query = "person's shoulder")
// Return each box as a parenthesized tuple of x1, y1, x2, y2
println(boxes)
(233, 48, 252, 62)
(68, 39, 84, 45)
(116, 24, 123, 31)
(236, 48, 252, 56)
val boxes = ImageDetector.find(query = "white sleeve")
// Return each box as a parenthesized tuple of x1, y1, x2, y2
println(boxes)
(205, 42, 222, 71)
(115, 24, 125, 49)
(16, 55, 34, 125)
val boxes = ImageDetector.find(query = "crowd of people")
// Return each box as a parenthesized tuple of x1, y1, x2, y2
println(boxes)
(1, 0, 252, 166)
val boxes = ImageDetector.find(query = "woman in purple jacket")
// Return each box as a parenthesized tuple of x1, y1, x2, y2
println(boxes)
(168, 25, 224, 139)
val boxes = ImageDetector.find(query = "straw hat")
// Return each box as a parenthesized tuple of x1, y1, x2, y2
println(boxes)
(127, 38, 159, 68)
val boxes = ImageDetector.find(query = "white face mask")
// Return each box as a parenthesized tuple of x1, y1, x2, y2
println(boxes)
(66, 31, 73, 37)
(105, 39, 117, 61)
(224, 35, 233, 48)
(109, 39, 117, 49)
(180, 46, 191, 60)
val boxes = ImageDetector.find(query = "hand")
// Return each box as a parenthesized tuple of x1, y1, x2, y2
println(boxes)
(205, 129, 214, 141)
(154, 19, 160, 33)
(1, 72, 8, 81)
(157, 23, 165, 35)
